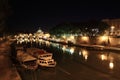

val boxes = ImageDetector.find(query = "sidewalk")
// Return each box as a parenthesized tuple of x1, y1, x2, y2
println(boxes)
(77, 44, 120, 51)
(0, 41, 21, 80)
(57, 40, 120, 51)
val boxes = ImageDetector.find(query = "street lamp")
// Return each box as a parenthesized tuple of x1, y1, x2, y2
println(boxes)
(107, 28, 111, 46)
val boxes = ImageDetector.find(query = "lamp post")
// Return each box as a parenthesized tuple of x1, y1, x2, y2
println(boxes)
(107, 28, 110, 46)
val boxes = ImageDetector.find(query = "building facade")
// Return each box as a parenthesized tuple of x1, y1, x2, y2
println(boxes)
(102, 19, 120, 36)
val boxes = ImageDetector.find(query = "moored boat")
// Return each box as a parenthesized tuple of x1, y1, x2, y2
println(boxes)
(26, 48, 52, 60)
(26, 48, 56, 67)
(17, 51, 38, 70)
(37, 59, 56, 67)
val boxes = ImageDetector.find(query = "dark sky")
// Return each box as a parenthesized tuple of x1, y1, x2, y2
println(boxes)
(8, 0, 120, 32)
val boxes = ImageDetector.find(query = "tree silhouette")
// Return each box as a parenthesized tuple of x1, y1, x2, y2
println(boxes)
(50, 21, 109, 36)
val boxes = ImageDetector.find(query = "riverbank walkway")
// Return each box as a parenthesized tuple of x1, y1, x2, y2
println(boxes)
(0, 41, 21, 80)
(77, 44, 120, 51)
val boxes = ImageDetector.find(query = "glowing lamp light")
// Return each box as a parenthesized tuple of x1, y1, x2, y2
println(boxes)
(70, 35, 74, 40)
(45, 33, 50, 38)
(111, 26, 115, 29)
(81, 36, 88, 42)
(100, 36, 108, 41)
(62, 35, 66, 39)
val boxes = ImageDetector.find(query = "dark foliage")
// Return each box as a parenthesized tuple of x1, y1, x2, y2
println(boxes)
(50, 20, 109, 36)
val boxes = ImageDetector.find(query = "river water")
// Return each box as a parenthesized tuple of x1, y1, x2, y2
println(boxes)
(15, 41, 120, 80)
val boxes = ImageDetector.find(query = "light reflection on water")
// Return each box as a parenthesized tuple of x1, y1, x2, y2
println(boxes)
(48, 41, 120, 72)
(69, 47, 75, 54)
(31, 40, 120, 75)
(109, 61, 114, 70)
(100, 54, 108, 61)
(16, 40, 120, 79)
(81, 49, 89, 61)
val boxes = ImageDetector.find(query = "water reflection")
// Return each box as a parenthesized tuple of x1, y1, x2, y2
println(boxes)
(99, 53, 114, 69)
(45, 41, 50, 46)
(18, 40, 120, 77)
(81, 49, 89, 61)
(49, 42, 119, 72)
(61, 45, 75, 54)
(69, 47, 75, 54)
(79, 51, 82, 55)
(109, 61, 114, 69)
(62, 45, 66, 51)
(100, 54, 108, 61)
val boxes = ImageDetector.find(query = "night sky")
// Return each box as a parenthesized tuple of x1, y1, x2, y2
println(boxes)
(8, 1, 120, 32)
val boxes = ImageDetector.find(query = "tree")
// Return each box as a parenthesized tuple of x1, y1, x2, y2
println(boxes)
(50, 22, 79, 36)
(78, 20, 110, 36)
(50, 20, 110, 37)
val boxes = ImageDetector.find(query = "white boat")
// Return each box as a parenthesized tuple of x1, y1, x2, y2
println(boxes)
(26, 48, 52, 60)
(37, 59, 56, 67)
(33, 50, 53, 60)
(26, 48, 56, 67)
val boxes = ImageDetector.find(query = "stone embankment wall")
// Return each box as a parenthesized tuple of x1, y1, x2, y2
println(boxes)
(76, 37, 120, 47)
